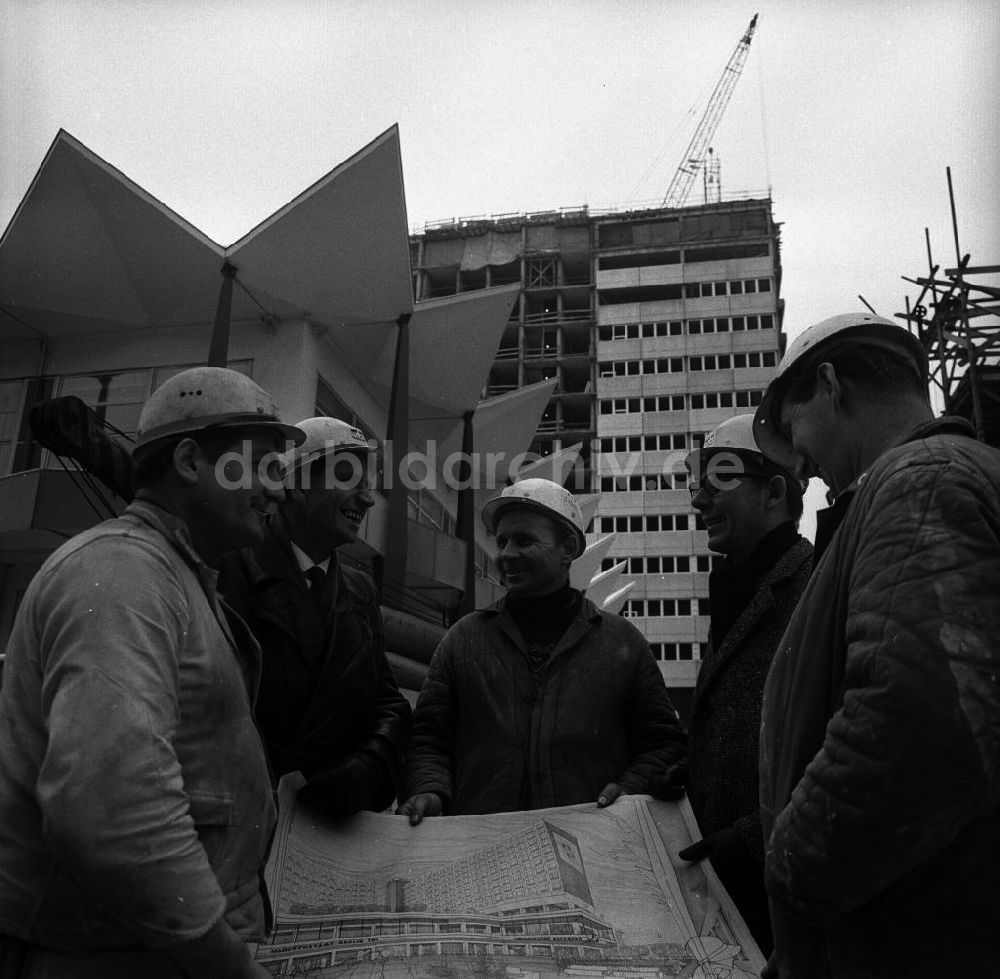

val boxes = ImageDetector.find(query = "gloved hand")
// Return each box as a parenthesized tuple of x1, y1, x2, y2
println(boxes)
(596, 782, 624, 807)
(677, 826, 745, 869)
(396, 793, 444, 825)
(297, 751, 386, 818)
(648, 762, 689, 800)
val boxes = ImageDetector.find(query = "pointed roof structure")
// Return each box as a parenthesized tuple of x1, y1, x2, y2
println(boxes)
(1, 128, 554, 617)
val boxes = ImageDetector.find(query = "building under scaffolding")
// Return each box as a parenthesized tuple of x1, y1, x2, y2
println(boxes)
(410, 197, 786, 708)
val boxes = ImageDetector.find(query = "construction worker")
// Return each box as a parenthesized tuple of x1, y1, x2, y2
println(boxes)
(653, 414, 811, 957)
(753, 313, 1000, 977)
(0, 367, 303, 978)
(218, 417, 411, 817)
(398, 478, 685, 821)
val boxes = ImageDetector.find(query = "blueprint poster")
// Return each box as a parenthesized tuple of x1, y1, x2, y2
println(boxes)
(254, 776, 764, 977)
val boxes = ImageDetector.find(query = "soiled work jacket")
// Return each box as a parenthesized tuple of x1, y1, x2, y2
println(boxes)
(0, 501, 275, 959)
(404, 593, 685, 814)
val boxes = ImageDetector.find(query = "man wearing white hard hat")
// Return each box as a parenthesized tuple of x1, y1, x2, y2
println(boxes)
(398, 477, 685, 822)
(219, 417, 411, 819)
(652, 413, 811, 957)
(752, 313, 1000, 977)
(0, 367, 302, 978)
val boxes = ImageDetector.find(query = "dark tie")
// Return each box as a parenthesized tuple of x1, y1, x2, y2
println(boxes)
(305, 565, 326, 595)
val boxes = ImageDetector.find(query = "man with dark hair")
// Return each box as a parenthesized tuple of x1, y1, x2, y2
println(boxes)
(753, 313, 1000, 977)
(655, 414, 811, 957)
(0, 367, 303, 978)
(219, 417, 411, 818)
(398, 478, 685, 822)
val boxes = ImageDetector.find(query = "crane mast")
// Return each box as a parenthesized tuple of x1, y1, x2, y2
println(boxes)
(662, 14, 758, 208)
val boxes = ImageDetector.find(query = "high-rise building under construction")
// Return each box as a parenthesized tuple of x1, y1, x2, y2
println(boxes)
(409, 197, 785, 710)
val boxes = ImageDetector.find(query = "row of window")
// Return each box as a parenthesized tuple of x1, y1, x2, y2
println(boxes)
(695, 351, 776, 371)
(599, 313, 774, 341)
(692, 389, 763, 410)
(649, 642, 702, 662)
(599, 389, 765, 415)
(599, 350, 777, 377)
(602, 555, 715, 574)
(598, 514, 691, 533)
(622, 598, 710, 617)
(599, 473, 688, 492)
(685, 277, 772, 298)
(598, 433, 695, 452)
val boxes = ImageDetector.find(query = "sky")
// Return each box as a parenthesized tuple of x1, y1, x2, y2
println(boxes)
(3, 0, 999, 530)
(3, 0, 998, 332)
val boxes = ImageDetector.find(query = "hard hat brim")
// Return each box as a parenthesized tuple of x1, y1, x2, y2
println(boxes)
(281, 440, 376, 478)
(134, 414, 305, 454)
(754, 318, 928, 472)
(753, 385, 798, 473)
(481, 496, 587, 560)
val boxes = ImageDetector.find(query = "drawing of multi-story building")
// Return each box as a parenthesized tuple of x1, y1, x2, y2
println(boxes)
(406, 820, 594, 914)
(257, 821, 617, 975)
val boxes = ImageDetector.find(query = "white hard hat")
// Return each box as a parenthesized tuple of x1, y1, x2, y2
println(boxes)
(278, 416, 375, 477)
(702, 414, 760, 453)
(686, 414, 804, 493)
(134, 367, 304, 456)
(686, 413, 767, 472)
(481, 478, 587, 559)
(754, 313, 928, 470)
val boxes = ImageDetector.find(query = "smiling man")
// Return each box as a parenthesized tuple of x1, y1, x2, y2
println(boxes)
(398, 478, 685, 823)
(753, 313, 1000, 977)
(0, 366, 301, 978)
(218, 417, 411, 819)
(657, 414, 811, 956)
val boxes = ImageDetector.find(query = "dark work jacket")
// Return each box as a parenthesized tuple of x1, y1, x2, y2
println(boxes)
(218, 517, 411, 810)
(403, 593, 686, 814)
(760, 417, 1000, 976)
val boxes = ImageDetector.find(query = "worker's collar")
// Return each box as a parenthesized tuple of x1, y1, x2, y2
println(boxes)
(289, 540, 330, 575)
(825, 415, 974, 505)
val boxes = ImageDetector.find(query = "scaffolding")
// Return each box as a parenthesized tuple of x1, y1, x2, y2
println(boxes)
(897, 168, 1000, 447)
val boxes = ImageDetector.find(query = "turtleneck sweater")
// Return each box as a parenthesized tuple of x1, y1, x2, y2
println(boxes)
(505, 583, 583, 671)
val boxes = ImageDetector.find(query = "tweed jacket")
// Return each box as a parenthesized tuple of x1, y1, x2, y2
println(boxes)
(687, 533, 813, 866)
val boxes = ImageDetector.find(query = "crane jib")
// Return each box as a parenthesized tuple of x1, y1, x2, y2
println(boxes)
(662, 14, 759, 209)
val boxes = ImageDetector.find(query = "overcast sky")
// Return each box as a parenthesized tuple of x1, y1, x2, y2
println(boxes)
(3, 0, 998, 530)
(4, 0, 998, 337)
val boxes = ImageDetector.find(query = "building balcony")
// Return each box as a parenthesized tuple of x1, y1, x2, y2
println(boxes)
(522, 309, 592, 326)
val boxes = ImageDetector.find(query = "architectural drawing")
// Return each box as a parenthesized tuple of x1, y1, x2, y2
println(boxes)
(254, 776, 763, 977)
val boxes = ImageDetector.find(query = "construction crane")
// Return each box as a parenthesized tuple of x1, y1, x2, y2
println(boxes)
(662, 14, 758, 208)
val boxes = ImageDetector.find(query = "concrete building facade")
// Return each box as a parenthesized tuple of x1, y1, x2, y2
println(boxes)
(410, 198, 785, 703)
